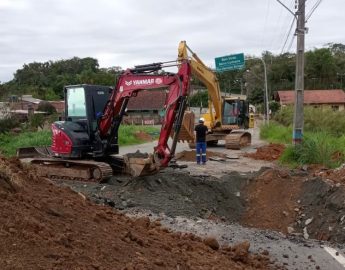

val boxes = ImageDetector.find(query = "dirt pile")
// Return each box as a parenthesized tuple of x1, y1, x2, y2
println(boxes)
(242, 166, 345, 243)
(175, 150, 226, 161)
(0, 157, 278, 269)
(244, 144, 285, 161)
(242, 168, 303, 234)
(134, 131, 152, 142)
(67, 170, 250, 223)
(297, 177, 345, 242)
(315, 164, 345, 185)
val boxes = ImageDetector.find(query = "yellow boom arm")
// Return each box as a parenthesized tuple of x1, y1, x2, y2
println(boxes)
(178, 41, 222, 128)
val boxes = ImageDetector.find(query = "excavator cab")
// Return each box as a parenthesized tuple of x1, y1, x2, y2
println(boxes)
(222, 98, 249, 129)
(51, 85, 116, 158)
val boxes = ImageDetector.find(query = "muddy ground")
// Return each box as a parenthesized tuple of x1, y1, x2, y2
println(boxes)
(60, 165, 345, 245)
(5, 127, 345, 269)
(0, 157, 280, 270)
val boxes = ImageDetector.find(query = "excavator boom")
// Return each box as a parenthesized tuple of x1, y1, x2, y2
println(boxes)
(177, 41, 251, 149)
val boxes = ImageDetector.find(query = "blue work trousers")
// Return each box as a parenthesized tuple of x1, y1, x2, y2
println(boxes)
(196, 142, 207, 164)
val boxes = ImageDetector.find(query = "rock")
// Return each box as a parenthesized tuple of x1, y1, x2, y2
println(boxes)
(329, 226, 333, 231)
(283, 254, 289, 258)
(305, 218, 313, 226)
(303, 227, 309, 239)
(282, 211, 289, 217)
(302, 165, 308, 171)
(287, 227, 294, 234)
(294, 208, 299, 212)
(203, 237, 219, 250)
(121, 201, 128, 208)
(235, 191, 240, 197)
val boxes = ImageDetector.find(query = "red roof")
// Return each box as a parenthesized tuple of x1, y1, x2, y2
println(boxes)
(127, 90, 167, 110)
(276, 90, 345, 105)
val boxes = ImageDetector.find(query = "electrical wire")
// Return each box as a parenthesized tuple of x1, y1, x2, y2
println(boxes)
(306, 0, 322, 21)
(280, 16, 296, 54)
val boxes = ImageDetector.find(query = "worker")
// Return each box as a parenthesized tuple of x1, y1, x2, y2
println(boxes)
(194, 117, 208, 165)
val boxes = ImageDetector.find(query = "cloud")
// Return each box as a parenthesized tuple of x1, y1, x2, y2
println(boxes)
(0, 0, 344, 82)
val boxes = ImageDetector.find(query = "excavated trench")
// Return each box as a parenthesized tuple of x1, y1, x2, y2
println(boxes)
(59, 165, 345, 245)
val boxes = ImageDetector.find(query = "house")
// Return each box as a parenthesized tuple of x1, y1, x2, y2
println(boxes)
(274, 90, 345, 111)
(10, 95, 65, 114)
(125, 90, 167, 125)
(11, 95, 41, 111)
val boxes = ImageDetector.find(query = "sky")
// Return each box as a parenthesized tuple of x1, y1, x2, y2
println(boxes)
(0, 0, 343, 82)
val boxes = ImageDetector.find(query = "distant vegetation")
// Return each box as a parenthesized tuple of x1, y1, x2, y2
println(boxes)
(0, 57, 122, 100)
(260, 107, 345, 168)
(0, 125, 160, 157)
(1, 43, 345, 109)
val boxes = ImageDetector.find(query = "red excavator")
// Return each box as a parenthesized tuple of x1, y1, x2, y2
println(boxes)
(18, 60, 192, 181)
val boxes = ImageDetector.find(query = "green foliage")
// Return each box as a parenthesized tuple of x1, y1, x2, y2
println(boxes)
(0, 126, 159, 156)
(269, 101, 280, 114)
(260, 121, 345, 168)
(118, 125, 159, 145)
(260, 122, 292, 144)
(274, 106, 345, 136)
(37, 101, 57, 114)
(2, 42, 345, 103)
(0, 115, 20, 133)
(189, 91, 208, 107)
(279, 132, 344, 168)
(0, 131, 52, 156)
(247, 88, 264, 105)
(28, 114, 45, 129)
(2, 57, 122, 99)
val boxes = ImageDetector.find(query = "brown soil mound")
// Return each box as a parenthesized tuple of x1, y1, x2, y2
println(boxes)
(315, 165, 345, 185)
(242, 168, 303, 234)
(134, 131, 152, 142)
(175, 150, 226, 162)
(244, 144, 285, 161)
(0, 157, 277, 269)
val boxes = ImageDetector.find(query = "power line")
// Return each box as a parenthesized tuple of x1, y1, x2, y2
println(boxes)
(286, 33, 296, 52)
(306, 0, 322, 21)
(280, 17, 296, 54)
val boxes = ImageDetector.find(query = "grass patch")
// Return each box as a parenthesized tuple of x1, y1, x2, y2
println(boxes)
(118, 125, 160, 146)
(0, 130, 52, 157)
(260, 122, 292, 144)
(260, 121, 345, 168)
(0, 125, 160, 157)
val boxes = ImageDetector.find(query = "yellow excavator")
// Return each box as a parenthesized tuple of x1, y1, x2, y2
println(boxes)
(177, 41, 252, 149)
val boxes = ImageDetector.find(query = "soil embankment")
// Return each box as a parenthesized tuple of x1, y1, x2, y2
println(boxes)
(0, 157, 276, 269)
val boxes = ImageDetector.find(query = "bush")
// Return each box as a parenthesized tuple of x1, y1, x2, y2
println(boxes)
(279, 132, 344, 168)
(0, 115, 20, 133)
(274, 106, 345, 137)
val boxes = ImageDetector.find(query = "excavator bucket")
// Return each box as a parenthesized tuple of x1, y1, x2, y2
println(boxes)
(176, 110, 195, 143)
(122, 152, 160, 177)
(17, 146, 52, 158)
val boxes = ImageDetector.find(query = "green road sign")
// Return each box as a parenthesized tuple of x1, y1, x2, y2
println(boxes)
(215, 53, 245, 71)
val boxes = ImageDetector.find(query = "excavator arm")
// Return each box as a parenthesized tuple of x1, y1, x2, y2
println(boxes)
(178, 41, 222, 128)
(98, 61, 191, 168)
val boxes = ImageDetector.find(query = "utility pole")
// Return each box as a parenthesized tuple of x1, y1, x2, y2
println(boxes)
(292, 0, 306, 145)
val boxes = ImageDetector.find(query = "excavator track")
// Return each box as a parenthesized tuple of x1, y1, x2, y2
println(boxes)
(225, 131, 252, 150)
(30, 158, 113, 182)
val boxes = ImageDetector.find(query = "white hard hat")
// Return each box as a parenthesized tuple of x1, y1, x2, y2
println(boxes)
(199, 117, 205, 123)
